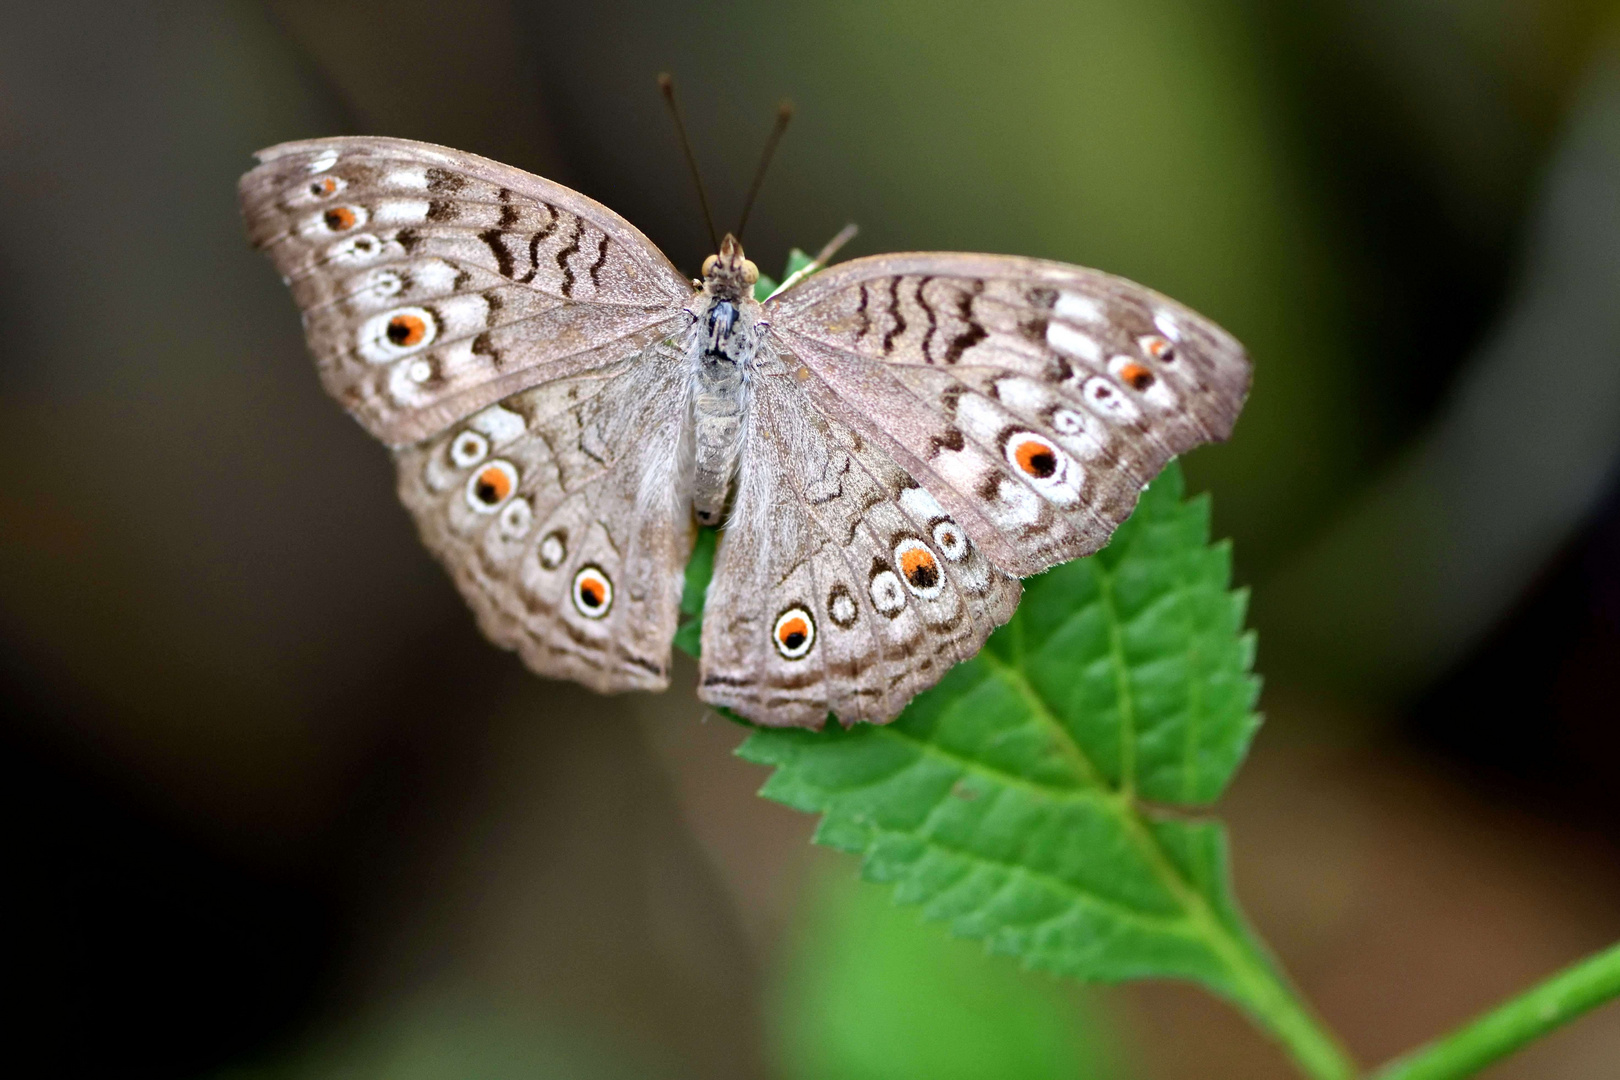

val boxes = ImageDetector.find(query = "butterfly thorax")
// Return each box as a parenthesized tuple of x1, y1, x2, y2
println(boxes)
(686, 235, 765, 526)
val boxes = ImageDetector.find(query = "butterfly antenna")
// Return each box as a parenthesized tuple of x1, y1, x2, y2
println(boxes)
(658, 73, 720, 253)
(812, 222, 859, 267)
(736, 99, 794, 241)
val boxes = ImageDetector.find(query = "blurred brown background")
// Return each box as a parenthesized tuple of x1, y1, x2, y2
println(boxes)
(3, 1, 1619, 1077)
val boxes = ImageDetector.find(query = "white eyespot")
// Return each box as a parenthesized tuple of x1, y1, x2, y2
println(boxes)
(1054, 291, 1103, 323)
(1081, 376, 1142, 422)
(1153, 310, 1182, 341)
(465, 459, 518, 513)
(306, 149, 339, 173)
(931, 520, 968, 562)
(498, 496, 533, 538)
(772, 607, 817, 660)
(828, 586, 859, 627)
(360, 269, 404, 302)
(358, 306, 438, 363)
(869, 569, 906, 616)
(328, 233, 382, 264)
(1051, 408, 1085, 435)
(893, 539, 944, 599)
(538, 530, 567, 570)
(450, 430, 489, 468)
(571, 565, 613, 618)
(406, 358, 434, 383)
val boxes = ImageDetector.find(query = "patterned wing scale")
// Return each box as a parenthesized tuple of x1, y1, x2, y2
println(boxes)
(700, 357, 1021, 727)
(394, 347, 694, 694)
(239, 136, 692, 446)
(767, 253, 1250, 578)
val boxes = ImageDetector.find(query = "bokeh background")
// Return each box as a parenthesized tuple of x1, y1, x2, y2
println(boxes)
(4, 1, 1619, 1076)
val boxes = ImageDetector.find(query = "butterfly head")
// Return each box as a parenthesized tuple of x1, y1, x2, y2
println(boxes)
(700, 234, 759, 303)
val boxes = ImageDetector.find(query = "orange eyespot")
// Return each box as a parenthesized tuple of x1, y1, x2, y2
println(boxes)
(324, 206, 358, 231)
(310, 177, 339, 197)
(1118, 362, 1155, 390)
(387, 313, 428, 347)
(1141, 335, 1176, 361)
(473, 465, 513, 504)
(899, 546, 938, 589)
(572, 565, 613, 618)
(1014, 438, 1058, 478)
(893, 539, 944, 599)
(772, 607, 816, 659)
(778, 616, 808, 647)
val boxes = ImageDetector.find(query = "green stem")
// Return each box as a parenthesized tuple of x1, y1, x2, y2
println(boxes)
(1114, 806, 1359, 1080)
(1371, 941, 1620, 1080)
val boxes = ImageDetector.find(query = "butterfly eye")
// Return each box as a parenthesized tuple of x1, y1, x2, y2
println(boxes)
(465, 460, 518, 512)
(772, 607, 816, 660)
(701, 254, 719, 277)
(741, 259, 759, 285)
(571, 565, 613, 618)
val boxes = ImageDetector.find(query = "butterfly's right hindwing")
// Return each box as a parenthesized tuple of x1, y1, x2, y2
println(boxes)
(699, 361, 1021, 727)
(240, 136, 692, 446)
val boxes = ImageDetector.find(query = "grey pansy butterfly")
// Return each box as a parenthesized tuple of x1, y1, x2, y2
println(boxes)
(240, 135, 1249, 729)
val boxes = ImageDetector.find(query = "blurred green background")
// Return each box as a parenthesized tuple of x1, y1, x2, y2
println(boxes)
(3, 1, 1619, 1077)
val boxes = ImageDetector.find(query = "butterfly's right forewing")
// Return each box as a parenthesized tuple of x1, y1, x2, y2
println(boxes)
(769, 253, 1250, 578)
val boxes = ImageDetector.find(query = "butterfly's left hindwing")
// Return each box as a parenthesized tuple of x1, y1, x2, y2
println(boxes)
(394, 348, 694, 693)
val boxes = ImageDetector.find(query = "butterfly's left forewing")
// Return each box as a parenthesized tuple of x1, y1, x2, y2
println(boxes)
(239, 136, 692, 446)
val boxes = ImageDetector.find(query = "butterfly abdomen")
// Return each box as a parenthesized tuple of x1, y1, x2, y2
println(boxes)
(686, 295, 762, 525)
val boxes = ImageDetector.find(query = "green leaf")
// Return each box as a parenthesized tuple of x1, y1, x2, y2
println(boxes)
(674, 526, 718, 658)
(736, 464, 1287, 1010)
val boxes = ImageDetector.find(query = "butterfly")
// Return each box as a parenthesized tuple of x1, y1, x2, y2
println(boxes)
(239, 135, 1249, 729)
